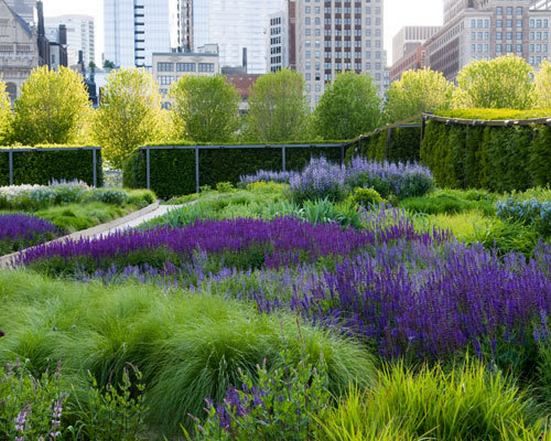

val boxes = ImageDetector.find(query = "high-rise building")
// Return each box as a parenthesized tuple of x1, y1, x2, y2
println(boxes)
(392, 26, 441, 64)
(192, 0, 284, 73)
(296, 0, 387, 109)
(103, 0, 177, 69)
(3, 0, 34, 25)
(177, 0, 193, 51)
(267, 9, 289, 72)
(426, 0, 551, 80)
(45, 15, 95, 68)
(0, 0, 39, 104)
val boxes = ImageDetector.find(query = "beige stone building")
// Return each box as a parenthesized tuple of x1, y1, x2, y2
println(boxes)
(0, 0, 39, 104)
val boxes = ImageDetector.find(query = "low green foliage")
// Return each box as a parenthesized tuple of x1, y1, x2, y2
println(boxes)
(317, 361, 543, 441)
(0, 271, 376, 437)
(349, 188, 384, 209)
(400, 189, 496, 216)
(437, 108, 551, 120)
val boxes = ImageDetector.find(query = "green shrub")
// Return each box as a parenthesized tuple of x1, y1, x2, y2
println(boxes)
(420, 119, 551, 191)
(0, 271, 376, 437)
(123, 144, 344, 199)
(126, 189, 156, 207)
(0, 147, 103, 187)
(316, 361, 541, 441)
(85, 188, 130, 205)
(472, 218, 539, 256)
(350, 188, 383, 209)
(400, 190, 495, 216)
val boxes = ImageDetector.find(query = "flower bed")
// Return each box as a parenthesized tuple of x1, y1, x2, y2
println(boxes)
(0, 214, 60, 255)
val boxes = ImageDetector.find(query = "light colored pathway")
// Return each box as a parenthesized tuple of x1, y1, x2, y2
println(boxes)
(0, 202, 183, 269)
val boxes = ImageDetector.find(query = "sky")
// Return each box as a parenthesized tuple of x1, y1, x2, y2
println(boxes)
(41, 0, 444, 65)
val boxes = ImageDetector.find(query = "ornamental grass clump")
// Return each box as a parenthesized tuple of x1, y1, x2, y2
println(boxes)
(497, 198, 551, 237)
(240, 169, 298, 185)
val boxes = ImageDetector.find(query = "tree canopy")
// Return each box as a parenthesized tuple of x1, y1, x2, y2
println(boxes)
(245, 69, 308, 142)
(384, 69, 453, 123)
(0, 81, 11, 145)
(535, 59, 551, 108)
(93, 68, 163, 168)
(313, 72, 381, 140)
(453, 55, 535, 109)
(12, 66, 91, 145)
(170, 75, 240, 143)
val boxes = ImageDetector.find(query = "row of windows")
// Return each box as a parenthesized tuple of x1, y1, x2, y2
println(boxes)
(496, 7, 523, 16)
(472, 31, 550, 41)
(529, 55, 548, 66)
(157, 62, 216, 74)
(304, 61, 383, 72)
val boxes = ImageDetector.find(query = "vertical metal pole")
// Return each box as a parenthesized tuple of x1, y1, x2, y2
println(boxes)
(420, 115, 427, 144)
(340, 144, 345, 166)
(195, 146, 200, 194)
(8, 150, 13, 186)
(386, 127, 393, 160)
(146, 147, 151, 190)
(282, 145, 286, 172)
(92, 148, 97, 188)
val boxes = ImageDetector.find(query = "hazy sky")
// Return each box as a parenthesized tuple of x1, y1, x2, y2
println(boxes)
(41, 0, 444, 64)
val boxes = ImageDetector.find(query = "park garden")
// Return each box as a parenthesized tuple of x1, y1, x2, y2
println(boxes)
(0, 54, 550, 440)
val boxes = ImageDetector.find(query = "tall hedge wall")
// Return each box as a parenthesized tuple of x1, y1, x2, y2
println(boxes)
(123, 145, 344, 199)
(345, 125, 421, 163)
(0, 147, 103, 187)
(420, 121, 551, 192)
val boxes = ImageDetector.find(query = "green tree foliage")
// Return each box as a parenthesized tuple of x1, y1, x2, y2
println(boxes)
(314, 72, 381, 140)
(384, 69, 453, 123)
(93, 68, 163, 169)
(245, 69, 308, 142)
(12, 66, 91, 145)
(453, 55, 535, 109)
(0, 80, 11, 145)
(170, 75, 240, 142)
(535, 59, 551, 108)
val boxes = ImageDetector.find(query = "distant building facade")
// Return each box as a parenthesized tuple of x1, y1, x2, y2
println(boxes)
(392, 26, 441, 64)
(267, 9, 289, 72)
(192, 0, 284, 73)
(3, 0, 33, 25)
(0, 0, 39, 104)
(177, 0, 193, 52)
(425, 0, 551, 80)
(152, 44, 220, 106)
(296, 0, 388, 109)
(225, 73, 260, 113)
(104, 0, 176, 69)
(45, 15, 95, 68)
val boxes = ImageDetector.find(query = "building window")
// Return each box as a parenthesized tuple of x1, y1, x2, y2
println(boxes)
(159, 76, 174, 86)
(157, 62, 174, 72)
(198, 63, 215, 73)
(176, 62, 196, 72)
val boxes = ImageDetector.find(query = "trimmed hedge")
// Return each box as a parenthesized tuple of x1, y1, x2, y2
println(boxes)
(420, 120, 551, 192)
(345, 125, 421, 164)
(0, 147, 103, 187)
(123, 145, 345, 199)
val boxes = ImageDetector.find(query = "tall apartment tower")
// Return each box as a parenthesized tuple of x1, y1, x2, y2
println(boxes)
(45, 15, 95, 68)
(267, 9, 289, 72)
(192, 0, 284, 73)
(177, 0, 193, 51)
(426, 0, 551, 80)
(3, 0, 34, 25)
(296, 0, 387, 109)
(392, 26, 441, 64)
(103, 0, 176, 69)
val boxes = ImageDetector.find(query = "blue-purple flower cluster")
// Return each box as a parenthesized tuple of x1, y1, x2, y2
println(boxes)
(289, 157, 347, 203)
(240, 169, 298, 185)
(0, 214, 59, 255)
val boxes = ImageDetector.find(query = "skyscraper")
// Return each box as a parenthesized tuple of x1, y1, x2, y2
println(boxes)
(192, 0, 284, 73)
(296, 0, 387, 108)
(103, 0, 176, 68)
(45, 15, 95, 67)
(426, 0, 551, 80)
(3, 0, 34, 25)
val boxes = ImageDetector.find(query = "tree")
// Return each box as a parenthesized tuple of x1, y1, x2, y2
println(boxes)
(535, 59, 551, 108)
(453, 55, 535, 109)
(93, 68, 163, 169)
(12, 66, 91, 145)
(0, 80, 12, 145)
(103, 60, 116, 70)
(384, 69, 453, 122)
(313, 72, 381, 140)
(170, 75, 240, 142)
(245, 69, 308, 142)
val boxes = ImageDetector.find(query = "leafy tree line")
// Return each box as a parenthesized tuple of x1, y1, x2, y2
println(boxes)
(1, 55, 550, 168)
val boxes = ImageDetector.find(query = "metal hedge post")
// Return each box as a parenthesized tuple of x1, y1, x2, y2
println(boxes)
(8, 150, 14, 186)
(195, 146, 200, 194)
(282, 145, 286, 172)
(146, 147, 151, 190)
(92, 148, 97, 188)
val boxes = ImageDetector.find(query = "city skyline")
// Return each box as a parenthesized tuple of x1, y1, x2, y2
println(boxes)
(38, 0, 443, 65)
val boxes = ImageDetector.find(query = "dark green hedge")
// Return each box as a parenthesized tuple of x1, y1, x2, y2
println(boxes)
(0, 148, 103, 187)
(123, 145, 345, 199)
(420, 121, 551, 192)
(345, 126, 421, 163)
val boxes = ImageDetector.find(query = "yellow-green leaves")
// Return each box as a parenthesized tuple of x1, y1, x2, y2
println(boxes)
(12, 66, 91, 145)
(0, 81, 12, 146)
(535, 60, 551, 108)
(93, 68, 163, 169)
